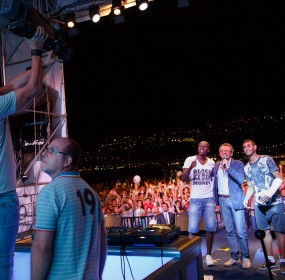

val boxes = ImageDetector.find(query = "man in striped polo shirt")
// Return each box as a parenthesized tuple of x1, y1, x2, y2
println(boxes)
(31, 137, 107, 279)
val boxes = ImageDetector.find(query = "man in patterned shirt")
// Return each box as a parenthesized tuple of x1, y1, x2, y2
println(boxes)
(243, 139, 285, 274)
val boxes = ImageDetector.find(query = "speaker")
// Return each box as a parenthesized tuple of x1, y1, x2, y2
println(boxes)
(175, 212, 205, 233)
(104, 214, 122, 227)
(175, 212, 188, 232)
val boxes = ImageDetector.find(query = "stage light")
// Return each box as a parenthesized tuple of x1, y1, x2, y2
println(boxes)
(111, 0, 125, 24)
(111, 0, 124, 16)
(66, 13, 75, 28)
(89, 5, 100, 23)
(136, 0, 148, 11)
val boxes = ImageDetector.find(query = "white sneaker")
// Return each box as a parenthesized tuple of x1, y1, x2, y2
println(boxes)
(242, 258, 251, 269)
(206, 255, 214, 266)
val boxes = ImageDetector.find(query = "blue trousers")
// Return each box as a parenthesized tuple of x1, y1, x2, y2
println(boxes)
(219, 196, 250, 260)
(0, 190, 19, 280)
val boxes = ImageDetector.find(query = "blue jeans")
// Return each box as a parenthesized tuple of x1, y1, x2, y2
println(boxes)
(188, 197, 217, 233)
(0, 191, 20, 280)
(219, 196, 250, 260)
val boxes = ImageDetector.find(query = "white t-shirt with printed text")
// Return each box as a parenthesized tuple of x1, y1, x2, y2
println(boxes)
(183, 155, 215, 198)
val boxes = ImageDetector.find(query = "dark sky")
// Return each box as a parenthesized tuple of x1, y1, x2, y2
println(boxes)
(62, 0, 285, 149)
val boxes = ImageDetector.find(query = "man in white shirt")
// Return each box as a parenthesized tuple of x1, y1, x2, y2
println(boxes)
(181, 141, 216, 267)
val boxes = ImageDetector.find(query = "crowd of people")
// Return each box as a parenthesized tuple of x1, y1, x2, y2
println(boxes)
(1, 25, 285, 279)
(98, 174, 190, 219)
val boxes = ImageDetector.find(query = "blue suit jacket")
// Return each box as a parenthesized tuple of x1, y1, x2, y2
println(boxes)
(213, 158, 245, 210)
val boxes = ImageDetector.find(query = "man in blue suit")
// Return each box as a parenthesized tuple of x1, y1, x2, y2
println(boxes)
(213, 143, 251, 269)
(156, 203, 175, 225)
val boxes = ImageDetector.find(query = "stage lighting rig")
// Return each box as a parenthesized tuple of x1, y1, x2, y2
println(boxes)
(1, 1, 73, 62)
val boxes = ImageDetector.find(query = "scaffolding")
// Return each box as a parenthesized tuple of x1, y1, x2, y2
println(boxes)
(0, 25, 68, 238)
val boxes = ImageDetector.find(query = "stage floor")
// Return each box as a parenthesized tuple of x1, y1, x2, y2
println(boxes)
(201, 227, 285, 280)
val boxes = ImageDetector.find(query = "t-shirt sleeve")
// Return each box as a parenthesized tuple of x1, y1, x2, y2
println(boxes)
(0, 91, 16, 118)
(34, 186, 58, 231)
(183, 156, 194, 168)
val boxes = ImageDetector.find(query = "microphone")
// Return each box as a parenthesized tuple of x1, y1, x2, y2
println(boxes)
(222, 156, 227, 169)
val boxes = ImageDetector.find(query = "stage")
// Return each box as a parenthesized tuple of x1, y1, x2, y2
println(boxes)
(14, 231, 203, 280)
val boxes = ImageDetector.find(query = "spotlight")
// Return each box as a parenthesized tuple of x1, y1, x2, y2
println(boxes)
(111, 0, 125, 24)
(111, 0, 124, 16)
(66, 13, 75, 28)
(89, 5, 100, 23)
(136, 0, 148, 11)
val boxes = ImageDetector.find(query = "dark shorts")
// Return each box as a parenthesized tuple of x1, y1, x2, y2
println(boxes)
(254, 203, 285, 232)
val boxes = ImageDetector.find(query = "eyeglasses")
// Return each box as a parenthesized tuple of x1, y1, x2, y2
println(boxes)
(220, 149, 231, 153)
(44, 147, 69, 156)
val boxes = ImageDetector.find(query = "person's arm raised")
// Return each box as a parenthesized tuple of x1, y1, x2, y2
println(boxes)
(14, 26, 48, 114)
(0, 70, 30, 96)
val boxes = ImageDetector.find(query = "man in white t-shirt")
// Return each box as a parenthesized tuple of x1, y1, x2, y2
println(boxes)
(181, 141, 216, 267)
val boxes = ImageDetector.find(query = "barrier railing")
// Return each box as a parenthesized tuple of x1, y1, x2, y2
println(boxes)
(105, 211, 225, 231)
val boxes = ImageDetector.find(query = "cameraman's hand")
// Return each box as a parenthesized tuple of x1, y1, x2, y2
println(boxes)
(26, 26, 48, 51)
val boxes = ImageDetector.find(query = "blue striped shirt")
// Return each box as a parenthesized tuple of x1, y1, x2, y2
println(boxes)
(34, 171, 105, 279)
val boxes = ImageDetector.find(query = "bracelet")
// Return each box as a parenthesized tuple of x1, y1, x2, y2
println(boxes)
(31, 49, 43, 57)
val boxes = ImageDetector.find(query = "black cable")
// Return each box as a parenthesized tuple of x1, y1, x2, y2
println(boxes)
(119, 230, 135, 280)
(119, 229, 126, 280)
(160, 246, 164, 266)
(120, 247, 126, 280)
(124, 252, 135, 280)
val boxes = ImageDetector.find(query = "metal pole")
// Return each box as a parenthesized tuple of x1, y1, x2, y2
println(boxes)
(0, 29, 6, 86)
(255, 229, 274, 280)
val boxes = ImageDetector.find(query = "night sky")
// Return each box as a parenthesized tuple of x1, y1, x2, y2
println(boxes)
(62, 0, 285, 149)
